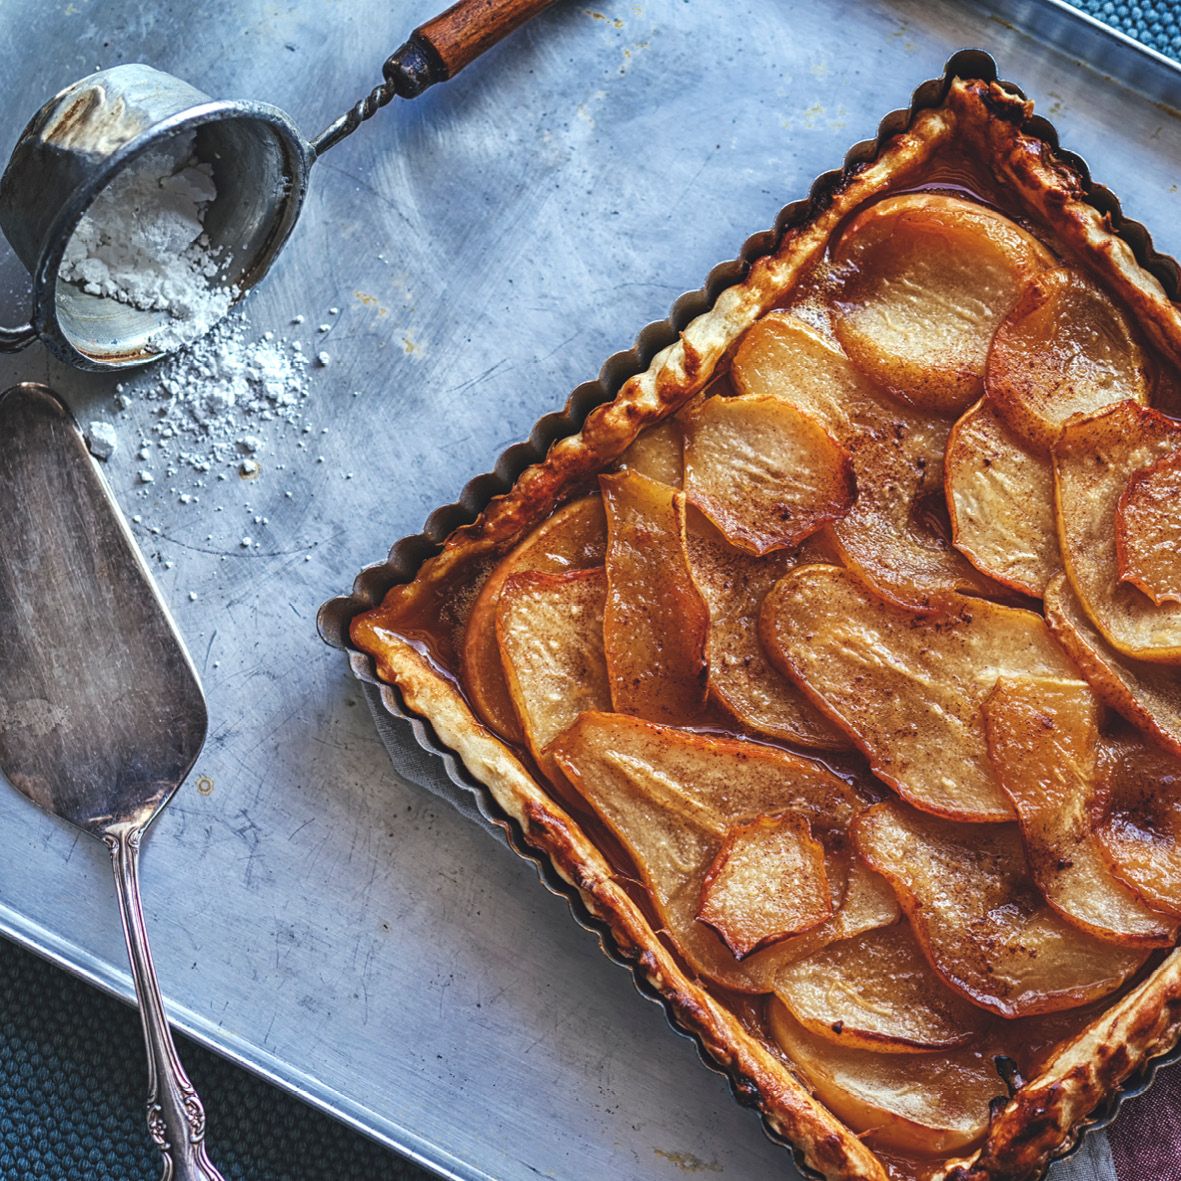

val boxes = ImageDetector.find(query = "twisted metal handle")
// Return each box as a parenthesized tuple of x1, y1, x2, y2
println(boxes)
(107, 827, 223, 1181)
(311, 0, 556, 157)
(310, 37, 437, 157)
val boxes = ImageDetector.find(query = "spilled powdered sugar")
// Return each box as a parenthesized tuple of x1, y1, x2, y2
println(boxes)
(120, 314, 310, 472)
(92, 307, 332, 579)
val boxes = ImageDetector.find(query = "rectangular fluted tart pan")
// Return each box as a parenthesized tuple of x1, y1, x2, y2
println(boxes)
(320, 50, 1181, 1181)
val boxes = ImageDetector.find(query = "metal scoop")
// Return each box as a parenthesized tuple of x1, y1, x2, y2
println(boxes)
(0, 384, 217, 1179)
(0, 0, 553, 370)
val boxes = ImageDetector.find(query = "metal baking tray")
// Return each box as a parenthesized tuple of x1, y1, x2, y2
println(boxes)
(1, 3, 1179, 1181)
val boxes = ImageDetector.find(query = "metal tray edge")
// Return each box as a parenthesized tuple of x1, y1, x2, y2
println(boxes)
(318, 46, 1181, 1181)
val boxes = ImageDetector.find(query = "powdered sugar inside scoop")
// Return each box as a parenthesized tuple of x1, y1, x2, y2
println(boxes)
(59, 133, 234, 352)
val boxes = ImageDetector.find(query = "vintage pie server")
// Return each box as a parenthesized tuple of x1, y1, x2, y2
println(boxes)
(0, 383, 217, 1179)
(0, 0, 553, 370)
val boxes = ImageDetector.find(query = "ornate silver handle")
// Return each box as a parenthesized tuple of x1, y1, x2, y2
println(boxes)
(106, 827, 224, 1181)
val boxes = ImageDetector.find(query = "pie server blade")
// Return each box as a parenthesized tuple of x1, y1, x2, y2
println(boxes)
(0, 382, 220, 1180)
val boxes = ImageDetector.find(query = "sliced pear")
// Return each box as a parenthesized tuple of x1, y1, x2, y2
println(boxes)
(684, 512, 847, 749)
(832, 419, 1006, 615)
(983, 677, 1175, 947)
(682, 393, 854, 555)
(742, 856, 902, 992)
(945, 399, 1058, 597)
(496, 569, 611, 773)
(732, 312, 865, 427)
(760, 564, 1077, 822)
(987, 267, 1150, 452)
(1055, 400, 1181, 662)
(773, 924, 988, 1054)
(553, 711, 859, 842)
(854, 800, 1146, 1017)
(600, 470, 710, 723)
(665, 855, 900, 998)
(1095, 735, 1181, 918)
(1044, 572, 1181, 758)
(617, 417, 683, 487)
(665, 850, 851, 991)
(551, 711, 861, 989)
(698, 815, 832, 958)
(732, 313, 998, 610)
(1116, 452, 1181, 606)
(463, 496, 606, 741)
(659, 828, 897, 997)
(795, 528, 845, 567)
(831, 193, 1051, 415)
(767, 1001, 1004, 1155)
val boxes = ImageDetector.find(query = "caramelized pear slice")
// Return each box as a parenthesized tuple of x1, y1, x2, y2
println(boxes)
(773, 924, 987, 1053)
(600, 470, 710, 723)
(732, 312, 864, 426)
(684, 512, 847, 749)
(1095, 735, 1181, 917)
(832, 193, 1051, 415)
(665, 851, 849, 991)
(1045, 572, 1181, 758)
(855, 801, 1145, 1017)
(760, 564, 1077, 822)
(682, 393, 854, 555)
(768, 1001, 1004, 1155)
(551, 712, 861, 989)
(554, 712, 858, 842)
(496, 569, 611, 772)
(1116, 453, 1181, 606)
(617, 418, 683, 487)
(987, 268, 1149, 452)
(945, 399, 1058, 597)
(698, 815, 832, 958)
(742, 856, 902, 992)
(983, 677, 1175, 947)
(665, 855, 901, 997)
(732, 313, 997, 610)
(464, 496, 606, 741)
(1055, 400, 1181, 662)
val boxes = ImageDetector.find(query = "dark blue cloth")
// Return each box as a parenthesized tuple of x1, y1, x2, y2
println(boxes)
(0, 940, 414, 1180)
(1076, 0, 1181, 58)
(1, 4, 1177, 1179)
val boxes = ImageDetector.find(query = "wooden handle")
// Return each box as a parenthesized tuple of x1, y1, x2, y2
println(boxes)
(414, 0, 556, 80)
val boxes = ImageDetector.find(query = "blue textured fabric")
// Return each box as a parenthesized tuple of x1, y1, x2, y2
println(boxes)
(1, 4, 1178, 1180)
(1073, 0, 1181, 59)
(0, 939, 417, 1180)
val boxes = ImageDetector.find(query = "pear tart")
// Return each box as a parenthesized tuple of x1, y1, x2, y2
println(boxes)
(350, 75, 1181, 1181)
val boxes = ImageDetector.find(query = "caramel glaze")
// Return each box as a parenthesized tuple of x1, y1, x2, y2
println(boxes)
(365, 136, 1179, 1180)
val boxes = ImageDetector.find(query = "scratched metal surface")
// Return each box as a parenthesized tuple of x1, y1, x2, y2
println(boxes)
(0, 2, 1178, 1180)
